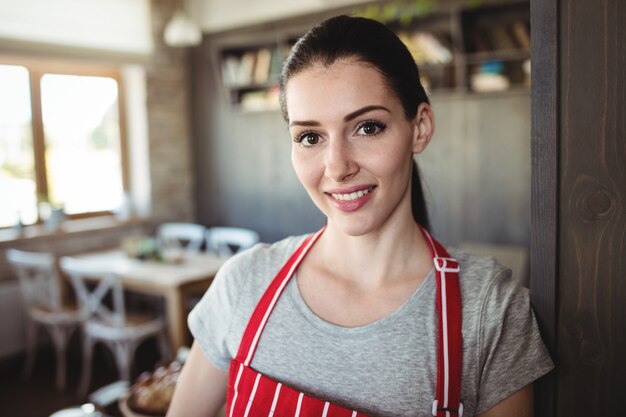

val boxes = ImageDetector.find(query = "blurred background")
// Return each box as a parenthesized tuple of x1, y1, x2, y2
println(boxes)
(0, 0, 533, 416)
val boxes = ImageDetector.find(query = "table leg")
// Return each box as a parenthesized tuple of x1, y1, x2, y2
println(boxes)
(164, 288, 186, 353)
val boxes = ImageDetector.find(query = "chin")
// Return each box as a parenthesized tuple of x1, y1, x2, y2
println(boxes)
(326, 214, 381, 237)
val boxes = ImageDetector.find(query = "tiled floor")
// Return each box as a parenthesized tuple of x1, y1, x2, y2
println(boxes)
(0, 339, 163, 417)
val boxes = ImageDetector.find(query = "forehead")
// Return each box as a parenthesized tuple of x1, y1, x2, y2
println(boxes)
(285, 61, 399, 122)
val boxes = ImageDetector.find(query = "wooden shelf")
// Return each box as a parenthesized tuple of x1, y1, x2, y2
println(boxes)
(215, 0, 530, 112)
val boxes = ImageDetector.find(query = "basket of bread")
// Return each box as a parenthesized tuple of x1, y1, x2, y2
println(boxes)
(119, 360, 182, 417)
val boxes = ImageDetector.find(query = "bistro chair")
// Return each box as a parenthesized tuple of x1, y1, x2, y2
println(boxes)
(6, 248, 86, 391)
(156, 222, 206, 259)
(59, 257, 170, 396)
(205, 227, 260, 256)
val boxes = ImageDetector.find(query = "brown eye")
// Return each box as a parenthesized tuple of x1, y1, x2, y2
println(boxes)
(296, 132, 320, 147)
(356, 120, 386, 136)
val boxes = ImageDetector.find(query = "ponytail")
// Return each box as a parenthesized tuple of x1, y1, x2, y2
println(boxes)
(411, 160, 430, 230)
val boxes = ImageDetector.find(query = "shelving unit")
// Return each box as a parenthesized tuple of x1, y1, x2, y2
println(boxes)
(215, 33, 299, 112)
(214, 0, 530, 112)
(460, 1, 530, 92)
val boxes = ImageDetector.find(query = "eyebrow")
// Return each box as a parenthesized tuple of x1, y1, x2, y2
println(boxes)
(288, 105, 391, 127)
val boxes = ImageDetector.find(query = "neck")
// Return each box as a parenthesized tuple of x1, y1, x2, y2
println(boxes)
(313, 216, 433, 288)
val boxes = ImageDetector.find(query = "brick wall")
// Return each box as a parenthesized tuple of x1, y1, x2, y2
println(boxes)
(145, 0, 196, 223)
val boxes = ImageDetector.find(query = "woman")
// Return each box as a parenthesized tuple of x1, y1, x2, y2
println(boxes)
(167, 15, 553, 417)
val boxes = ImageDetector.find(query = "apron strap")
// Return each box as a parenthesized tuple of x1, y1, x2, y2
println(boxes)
(420, 226, 463, 417)
(235, 228, 325, 366)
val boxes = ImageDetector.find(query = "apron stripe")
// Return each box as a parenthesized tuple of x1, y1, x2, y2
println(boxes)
(268, 383, 282, 417)
(243, 373, 262, 417)
(441, 264, 450, 410)
(352, 412, 358, 417)
(229, 363, 245, 417)
(322, 402, 330, 417)
(295, 392, 304, 417)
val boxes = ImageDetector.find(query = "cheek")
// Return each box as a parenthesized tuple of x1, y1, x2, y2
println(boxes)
(291, 148, 320, 190)
(365, 139, 413, 180)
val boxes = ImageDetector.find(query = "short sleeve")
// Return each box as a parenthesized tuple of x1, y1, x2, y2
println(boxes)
(188, 253, 249, 371)
(475, 270, 554, 413)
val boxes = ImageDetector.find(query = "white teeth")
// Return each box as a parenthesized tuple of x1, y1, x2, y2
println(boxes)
(331, 187, 372, 201)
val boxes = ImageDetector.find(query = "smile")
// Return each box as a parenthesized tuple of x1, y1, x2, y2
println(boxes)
(325, 185, 376, 212)
(330, 186, 375, 201)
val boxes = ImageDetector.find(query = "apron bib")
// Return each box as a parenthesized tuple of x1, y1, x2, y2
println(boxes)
(226, 227, 463, 417)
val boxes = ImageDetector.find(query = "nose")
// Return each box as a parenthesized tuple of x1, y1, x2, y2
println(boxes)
(324, 137, 358, 183)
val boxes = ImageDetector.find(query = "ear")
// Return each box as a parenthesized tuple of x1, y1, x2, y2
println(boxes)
(411, 102, 435, 155)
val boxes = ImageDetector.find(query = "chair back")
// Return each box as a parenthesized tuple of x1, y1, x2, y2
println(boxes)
(6, 249, 62, 312)
(59, 257, 126, 327)
(157, 223, 206, 257)
(205, 227, 260, 256)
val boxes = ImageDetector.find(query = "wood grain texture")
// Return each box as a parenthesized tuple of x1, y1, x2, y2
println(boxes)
(530, 0, 559, 416)
(558, 0, 626, 415)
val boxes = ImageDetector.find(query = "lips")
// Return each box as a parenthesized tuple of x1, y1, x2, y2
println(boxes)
(325, 185, 376, 212)
(330, 186, 375, 201)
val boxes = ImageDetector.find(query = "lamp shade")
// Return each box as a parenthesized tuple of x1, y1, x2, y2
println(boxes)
(164, 10, 202, 47)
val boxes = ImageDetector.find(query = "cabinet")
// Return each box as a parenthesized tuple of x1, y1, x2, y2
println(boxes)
(215, 0, 530, 112)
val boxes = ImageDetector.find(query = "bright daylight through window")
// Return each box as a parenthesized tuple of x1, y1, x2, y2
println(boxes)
(0, 62, 126, 229)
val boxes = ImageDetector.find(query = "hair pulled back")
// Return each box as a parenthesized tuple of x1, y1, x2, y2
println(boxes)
(280, 15, 430, 230)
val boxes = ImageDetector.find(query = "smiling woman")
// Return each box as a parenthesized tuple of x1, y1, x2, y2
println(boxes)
(167, 15, 553, 417)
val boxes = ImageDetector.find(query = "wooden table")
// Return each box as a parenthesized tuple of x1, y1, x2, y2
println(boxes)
(63, 250, 228, 352)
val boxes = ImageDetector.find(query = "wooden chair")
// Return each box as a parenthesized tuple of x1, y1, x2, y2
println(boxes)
(205, 227, 260, 256)
(156, 222, 206, 259)
(59, 257, 170, 396)
(6, 249, 86, 391)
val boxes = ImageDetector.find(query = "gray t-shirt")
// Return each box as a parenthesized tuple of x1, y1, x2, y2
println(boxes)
(189, 234, 554, 417)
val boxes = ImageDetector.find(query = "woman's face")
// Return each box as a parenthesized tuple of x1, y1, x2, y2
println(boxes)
(286, 60, 433, 237)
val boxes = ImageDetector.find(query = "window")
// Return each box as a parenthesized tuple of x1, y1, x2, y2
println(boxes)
(0, 58, 128, 228)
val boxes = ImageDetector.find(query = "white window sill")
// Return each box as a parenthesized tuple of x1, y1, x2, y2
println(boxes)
(0, 216, 150, 245)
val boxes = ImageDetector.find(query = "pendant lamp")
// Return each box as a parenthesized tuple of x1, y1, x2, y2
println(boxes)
(164, 1, 202, 47)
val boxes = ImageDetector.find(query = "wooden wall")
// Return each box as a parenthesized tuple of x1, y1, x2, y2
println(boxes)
(557, 0, 626, 414)
(532, 0, 626, 416)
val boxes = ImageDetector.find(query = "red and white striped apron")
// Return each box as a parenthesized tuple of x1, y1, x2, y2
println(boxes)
(226, 227, 463, 417)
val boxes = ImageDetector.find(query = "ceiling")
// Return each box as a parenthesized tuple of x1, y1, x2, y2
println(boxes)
(189, 0, 375, 33)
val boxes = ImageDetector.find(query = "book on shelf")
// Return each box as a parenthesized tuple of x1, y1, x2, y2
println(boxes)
(268, 46, 288, 80)
(510, 21, 530, 51)
(416, 32, 453, 65)
(221, 55, 240, 87)
(400, 30, 453, 66)
(485, 24, 517, 51)
(253, 48, 273, 85)
(468, 29, 490, 53)
(237, 51, 257, 86)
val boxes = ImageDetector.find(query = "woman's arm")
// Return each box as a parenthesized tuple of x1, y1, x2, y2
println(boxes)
(476, 383, 533, 417)
(166, 342, 228, 417)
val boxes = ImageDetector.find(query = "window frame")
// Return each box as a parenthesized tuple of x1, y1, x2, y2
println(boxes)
(0, 55, 130, 224)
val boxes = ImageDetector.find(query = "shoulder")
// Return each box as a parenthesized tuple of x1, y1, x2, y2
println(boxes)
(213, 233, 311, 293)
(188, 232, 313, 367)
(448, 248, 533, 335)
(450, 248, 518, 304)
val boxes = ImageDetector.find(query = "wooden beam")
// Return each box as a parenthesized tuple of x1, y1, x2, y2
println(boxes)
(530, 0, 559, 415)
